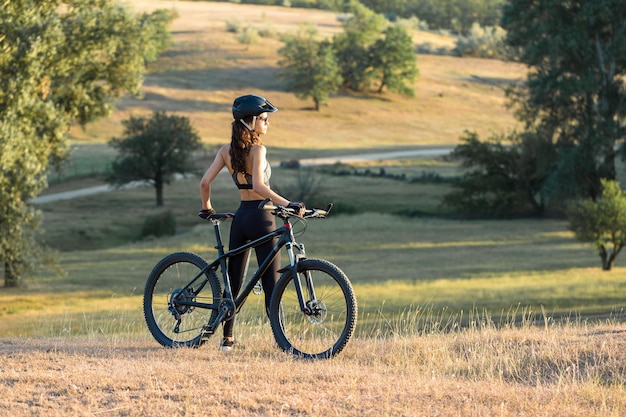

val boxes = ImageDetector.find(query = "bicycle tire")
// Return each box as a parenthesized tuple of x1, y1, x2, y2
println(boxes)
(143, 252, 222, 348)
(269, 258, 357, 359)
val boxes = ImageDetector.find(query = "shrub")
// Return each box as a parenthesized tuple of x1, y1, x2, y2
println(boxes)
(274, 168, 322, 204)
(327, 201, 358, 216)
(225, 19, 241, 33)
(453, 23, 509, 59)
(141, 211, 176, 238)
(237, 26, 259, 45)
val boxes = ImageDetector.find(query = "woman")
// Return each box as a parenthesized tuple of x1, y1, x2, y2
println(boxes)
(199, 94, 305, 351)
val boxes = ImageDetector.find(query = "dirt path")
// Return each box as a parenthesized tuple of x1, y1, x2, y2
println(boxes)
(297, 147, 451, 166)
(31, 148, 452, 204)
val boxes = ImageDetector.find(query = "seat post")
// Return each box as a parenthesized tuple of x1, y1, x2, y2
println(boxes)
(212, 220, 225, 256)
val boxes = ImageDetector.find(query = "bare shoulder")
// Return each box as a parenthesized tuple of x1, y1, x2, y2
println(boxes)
(218, 144, 230, 156)
(249, 144, 267, 158)
(217, 144, 231, 161)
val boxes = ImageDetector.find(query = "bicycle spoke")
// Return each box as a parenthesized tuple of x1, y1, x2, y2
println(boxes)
(270, 259, 357, 359)
(144, 253, 222, 348)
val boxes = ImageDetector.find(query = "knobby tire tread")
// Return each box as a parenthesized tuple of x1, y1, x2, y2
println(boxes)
(268, 258, 357, 359)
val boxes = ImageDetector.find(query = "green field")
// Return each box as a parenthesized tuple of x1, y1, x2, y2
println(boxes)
(4, 173, 624, 337)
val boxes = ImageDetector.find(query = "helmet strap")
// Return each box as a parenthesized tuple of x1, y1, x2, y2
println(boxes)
(239, 117, 256, 132)
(239, 117, 261, 141)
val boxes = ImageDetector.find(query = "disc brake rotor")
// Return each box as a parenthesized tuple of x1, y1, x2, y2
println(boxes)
(306, 301, 327, 324)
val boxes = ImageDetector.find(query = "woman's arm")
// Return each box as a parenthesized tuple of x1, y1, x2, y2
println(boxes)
(250, 145, 290, 207)
(199, 145, 228, 210)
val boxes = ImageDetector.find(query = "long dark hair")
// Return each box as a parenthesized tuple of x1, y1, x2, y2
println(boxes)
(229, 117, 261, 173)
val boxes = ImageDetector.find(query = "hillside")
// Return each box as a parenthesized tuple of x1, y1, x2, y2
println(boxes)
(70, 0, 525, 152)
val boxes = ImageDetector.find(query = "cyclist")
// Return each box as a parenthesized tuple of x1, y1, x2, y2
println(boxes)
(199, 94, 305, 351)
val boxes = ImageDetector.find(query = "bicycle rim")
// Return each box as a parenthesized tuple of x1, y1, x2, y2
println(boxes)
(270, 259, 357, 359)
(144, 252, 221, 348)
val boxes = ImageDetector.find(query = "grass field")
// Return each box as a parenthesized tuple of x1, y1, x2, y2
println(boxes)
(2, 322, 624, 416)
(5, 205, 625, 335)
(2, 1, 625, 416)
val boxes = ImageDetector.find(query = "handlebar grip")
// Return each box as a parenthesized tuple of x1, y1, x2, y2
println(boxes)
(258, 198, 277, 211)
(307, 204, 333, 217)
(257, 199, 333, 218)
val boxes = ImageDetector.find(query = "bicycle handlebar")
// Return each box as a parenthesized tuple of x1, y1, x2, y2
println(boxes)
(258, 198, 333, 219)
(199, 200, 332, 222)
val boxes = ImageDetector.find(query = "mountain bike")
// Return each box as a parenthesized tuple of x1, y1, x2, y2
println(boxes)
(142, 199, 357, 359)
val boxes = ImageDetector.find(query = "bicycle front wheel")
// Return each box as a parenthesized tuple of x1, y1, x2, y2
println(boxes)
(269, 258, 357, 359)
(143, 252, 222, 348)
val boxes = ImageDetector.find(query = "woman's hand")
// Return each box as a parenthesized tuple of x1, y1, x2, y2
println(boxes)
(287, 201, 306, 217)
(198, 208, 216, 219)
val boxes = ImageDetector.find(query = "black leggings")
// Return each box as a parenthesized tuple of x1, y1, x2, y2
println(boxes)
(223, 200, 280, 338)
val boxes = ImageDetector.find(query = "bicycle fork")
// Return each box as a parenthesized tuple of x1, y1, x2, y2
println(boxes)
(285, 242, 319, 316)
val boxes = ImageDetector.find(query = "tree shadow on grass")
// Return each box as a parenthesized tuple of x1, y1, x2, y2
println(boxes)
(143, 66, 284, 93)
(117, 91, 227, 114)
(465, 74, 522, 90)
(115, 66, 287, 113)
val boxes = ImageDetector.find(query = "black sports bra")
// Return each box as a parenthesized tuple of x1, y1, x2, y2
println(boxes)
(232, 162, 271, 190)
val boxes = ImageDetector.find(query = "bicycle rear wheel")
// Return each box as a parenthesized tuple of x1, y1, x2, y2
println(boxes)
(143, 252, 222, 348)
(269, 258, 357, 359)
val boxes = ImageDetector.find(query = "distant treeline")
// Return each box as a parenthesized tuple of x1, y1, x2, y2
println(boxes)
(205, 0, 505, 33)
(359, 0, 505, 33)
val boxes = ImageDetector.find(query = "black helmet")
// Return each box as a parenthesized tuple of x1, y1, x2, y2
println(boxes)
(232, 94, 277, 120)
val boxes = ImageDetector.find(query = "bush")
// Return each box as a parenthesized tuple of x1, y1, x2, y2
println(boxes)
(453, 23, 509, 59)
(141, 211, 176, 238)
(237, 26, 259, 45)
(225, 19, 242, 33)
(280, 159, 301, 169)
(416, 42, 453, 56)
(274, 168, 322, 204)
(327, 201, 358, 216)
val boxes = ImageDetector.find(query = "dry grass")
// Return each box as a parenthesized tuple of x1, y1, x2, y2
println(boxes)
(69, 0, 525, 150)
(1, 320, 625, 416)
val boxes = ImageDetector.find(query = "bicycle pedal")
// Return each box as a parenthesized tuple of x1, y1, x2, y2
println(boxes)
(201, 325, 215, 339)
(253, 282, 263, 295)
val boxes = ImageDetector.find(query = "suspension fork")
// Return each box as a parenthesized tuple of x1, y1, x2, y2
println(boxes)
(285, 241, 318, 315)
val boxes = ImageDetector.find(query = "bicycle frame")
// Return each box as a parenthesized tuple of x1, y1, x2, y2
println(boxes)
(142, 200, 357, 357)
(172, 214, 309, 332)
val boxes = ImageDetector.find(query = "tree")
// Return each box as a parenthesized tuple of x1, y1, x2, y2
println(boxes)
(140, 8, 176, 64)
(443, 131, 527, 218)
(333, 0, 386, 91)
(368, 24, 418, 96)
(359, 0, 506, 34)
(0, 0, 173, 287)
(107, 112, 201, 207)
(567, 179, 626, 271)
(445, 0, 626, 218)
(278, 25, 343, 110)
(443, 130, 557, 218)
(502, 0, 626, 202)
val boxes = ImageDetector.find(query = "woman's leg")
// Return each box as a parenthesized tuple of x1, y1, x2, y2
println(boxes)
(254, 238, 280, 315)
(224, 210, 249, 339)
(223, 201, 278, 338)
(246, 209, 279, 315)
